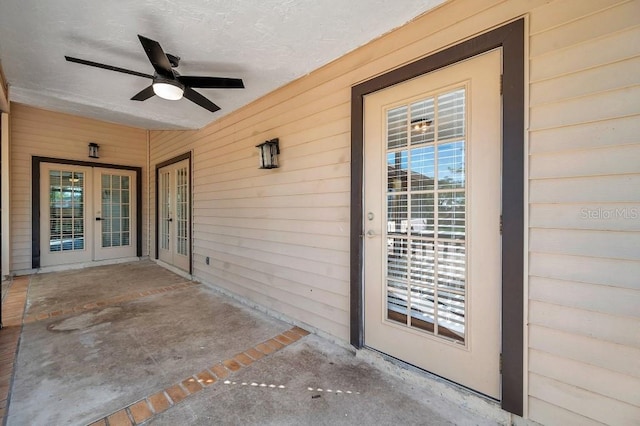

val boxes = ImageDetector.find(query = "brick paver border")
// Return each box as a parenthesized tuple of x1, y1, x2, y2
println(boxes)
(87, 326, 311, 426)
(0, 276, 30, 423)
(1, 275, 312, 426)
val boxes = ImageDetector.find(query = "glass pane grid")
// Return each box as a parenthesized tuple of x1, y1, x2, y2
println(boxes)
(176, 167, 189, 256)
(101, 173, 132, 248)
(384, 87, 467, 344)
(161, 172, 170, 250)
(48, 170, 85, 253)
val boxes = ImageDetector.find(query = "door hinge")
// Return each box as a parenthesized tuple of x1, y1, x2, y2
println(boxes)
(499, 353, 503, 373)
(500, 214, 503, 234)
(500, 74, 503, 95)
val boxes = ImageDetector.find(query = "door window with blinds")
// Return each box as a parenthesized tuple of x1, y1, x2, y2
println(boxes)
(100, 173, 131, 248)
(386, 87, 467, 343)
(40, 163, 137, 267)
(176, 165, 189, 257)
(48, 170, 85, 252)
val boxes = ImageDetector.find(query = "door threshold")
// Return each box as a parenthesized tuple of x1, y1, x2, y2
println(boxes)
(37, 257, 141, 274)
(357, 346, 516, 425)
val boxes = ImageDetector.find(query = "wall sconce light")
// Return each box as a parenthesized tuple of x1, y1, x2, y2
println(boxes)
(256, 138, 279, 169)
(88, 142, 100, 158)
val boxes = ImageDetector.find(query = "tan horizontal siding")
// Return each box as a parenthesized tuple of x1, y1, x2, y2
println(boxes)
(530, 25, 640, 82)
(530, 252, 639, 290)
(530, 144, 640, 179)
(530, 228, 640, 260)
(9, 103, 148, 272)
(192, 226, 349, 254)
(193, 262, 349, 339)
(529, 276, 639, 318)
(145, 1, 640, 423)
(530, 175, 640, 203)
(529, 1, 639, 57)
(530, 56, 640, 107)
(529, 325, 639, 379)
(528, 0, 640, 423)
(529, 373, 639, 426)
(528, 397, 605, 426)
(529, 349, 640, 407)
(529, 115, 638, 154)
(530, 300, 638, 348)
(530, 203, 640, 231)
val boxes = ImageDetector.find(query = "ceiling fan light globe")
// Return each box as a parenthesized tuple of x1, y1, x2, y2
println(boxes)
(153, 81, 184, 100)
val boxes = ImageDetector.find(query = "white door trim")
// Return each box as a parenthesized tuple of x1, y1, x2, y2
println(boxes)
(32, 157, 142, 270)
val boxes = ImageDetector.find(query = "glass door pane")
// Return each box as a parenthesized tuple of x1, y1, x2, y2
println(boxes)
(385, 87, 467, 344)
(176, 166, 188, 256)
(160, 171, 170, 251)
(100, 173, 131, 248)
(48, 170, 85, 252)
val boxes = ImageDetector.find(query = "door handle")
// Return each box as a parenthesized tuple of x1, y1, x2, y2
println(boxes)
(95, 217, 102, 221)
(167, 218, 173, 222)
(366, 230, 376, 238)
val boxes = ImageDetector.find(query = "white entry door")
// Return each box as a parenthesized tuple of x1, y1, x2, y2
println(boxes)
(158, 159, 190, 272)
(94, 168, 137, 261)
(40, 163, 136, 267)
(363, 50, 502, 398)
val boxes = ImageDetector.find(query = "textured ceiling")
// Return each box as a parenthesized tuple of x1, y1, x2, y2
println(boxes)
(0, 0, 446, 130)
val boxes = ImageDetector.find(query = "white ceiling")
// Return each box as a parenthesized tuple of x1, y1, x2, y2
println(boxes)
(0, 0, 446, 130)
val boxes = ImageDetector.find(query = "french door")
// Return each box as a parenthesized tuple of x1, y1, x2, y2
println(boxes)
(158, 159, 190, 272)
(363, 50, 502, 398)
(40, 163, 136, 267)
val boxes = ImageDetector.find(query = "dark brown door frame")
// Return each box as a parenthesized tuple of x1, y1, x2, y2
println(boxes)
(32, 156, 143, 268)
(350, 19, 524, 415)
(154, 152, 192, 275)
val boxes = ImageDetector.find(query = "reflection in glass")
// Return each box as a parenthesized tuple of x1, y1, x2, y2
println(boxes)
(100, 173, 131, 248)
(387, 194, 407, 235)
(176, 166, 189, 256)
(387, 106, 408, 149)
(387, 151, 408, 192)
(410, 146, 435, 191)
(410, 97, 435, 145)
(384, 87, 467, 344)
(48, 170, 85, 252)
(437, 89, 465, 140)
(437, 141, 465, 189)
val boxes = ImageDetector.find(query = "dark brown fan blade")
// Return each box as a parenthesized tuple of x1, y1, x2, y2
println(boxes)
(131, 85, 155, 101)
(138, 35, 174, 78)
(65, 56, 153, 79)
(183, 87, 220, 113)
(177, 76, 244, 89)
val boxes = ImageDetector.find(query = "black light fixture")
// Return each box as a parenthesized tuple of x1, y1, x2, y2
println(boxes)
(256, 138, 280, 169)
(88, 142, 100, 158)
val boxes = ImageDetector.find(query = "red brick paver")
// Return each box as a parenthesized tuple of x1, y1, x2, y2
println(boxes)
(91, 326, 310, 425)
(107, 409, 132, 425)
(128, 400, 153, 424)
(165, 384, 187, 404)
(196, 370, 217, 387)
(148, 391, 171, 414)
(0, 276, 29, 425)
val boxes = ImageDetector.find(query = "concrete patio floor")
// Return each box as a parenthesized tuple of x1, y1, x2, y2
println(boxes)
(2, 260, 504, 425)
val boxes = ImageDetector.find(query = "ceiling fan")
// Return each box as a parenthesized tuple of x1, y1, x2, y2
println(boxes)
(65, 35, 244, 113)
